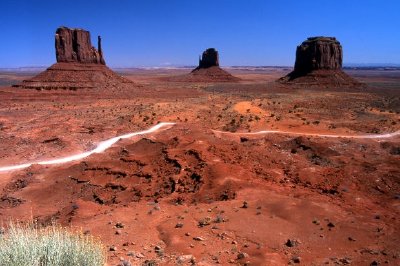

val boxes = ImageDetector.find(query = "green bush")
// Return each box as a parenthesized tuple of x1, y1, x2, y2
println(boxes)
(0, 222, 106, 266)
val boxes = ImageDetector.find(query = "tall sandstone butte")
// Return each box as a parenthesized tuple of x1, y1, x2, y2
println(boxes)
(177, 48, 239, 82)
(14, 26, 131, 90)
(164, 48, 239, 82)
(294, 37, 342, 74)
(279, 36, 363, 88)
(198, 48, 220, 68)
(55, 27, 105, 64)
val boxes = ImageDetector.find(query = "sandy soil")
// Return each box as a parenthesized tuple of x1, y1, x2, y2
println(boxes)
(0, 68, 399, 265)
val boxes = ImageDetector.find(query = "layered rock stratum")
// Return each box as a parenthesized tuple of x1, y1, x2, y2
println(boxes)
(14, 26, 131, 90)
(279, 37, 364, 88)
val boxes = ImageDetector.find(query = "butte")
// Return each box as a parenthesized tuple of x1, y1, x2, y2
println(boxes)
(166, 48, 240, 82)
(13, 26, 132, 90)
(278, 37, 364, 88)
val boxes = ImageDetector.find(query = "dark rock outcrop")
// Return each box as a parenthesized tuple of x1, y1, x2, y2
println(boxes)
(55, 27, 105, 64)
(279, 36, 364, 88)
(166, 48, 239, 82)
(294, 37, 342, 74)
(163, 48, 239, 82)
(14, 27, 132, 90)
(198, 48, 219, 68)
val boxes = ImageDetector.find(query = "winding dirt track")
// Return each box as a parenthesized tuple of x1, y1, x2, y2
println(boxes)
(0, 123, 399, 173)
(212, 129, 400, 139)
(0, 122, 175, 173)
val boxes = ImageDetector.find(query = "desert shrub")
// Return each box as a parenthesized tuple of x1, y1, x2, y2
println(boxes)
(0, 221, 106, 266)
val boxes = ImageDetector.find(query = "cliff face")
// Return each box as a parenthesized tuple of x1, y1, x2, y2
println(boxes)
(198, 48, 219, 68)
(55, 27, 105, 64)
(278, 36, 364, 88)
(294, 37, 342, 74)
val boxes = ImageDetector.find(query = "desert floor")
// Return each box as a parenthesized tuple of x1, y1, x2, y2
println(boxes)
(0, 68, 399, 265)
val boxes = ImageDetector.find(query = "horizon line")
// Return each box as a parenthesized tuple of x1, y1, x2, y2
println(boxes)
(1, 63, 400, 70)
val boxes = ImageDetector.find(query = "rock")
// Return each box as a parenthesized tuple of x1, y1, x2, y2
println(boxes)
(278, 36, 364, 88)
(370, 261, 379, 266)
(198, 48, 219, 68)
(109, 245, 117, 251)
(285, 239, 299, 247)
(237, 252, 249, 259)
(55, 26, 105, 64)
(241, 201, 249, 208)
(13, 27, 132, 90)
(294, 37, 342, 74)
(327, 222, 335, 228)
(339, 258, 352, 264)
(120, 260, 132, 266)
(240, 137, 249, 143)
(177, 254, 195, 264)
(167, 48, 239, 82)
(175, 223, 184, 228)
(142, 260, 157, 266)
(193, 236, 205, 241)
(198, 217, 212, 227)
(136, 252, 145, 258)
(291, 256, 301, 263)
(116, 222, 125, 228)
(154, 245, 164, 256)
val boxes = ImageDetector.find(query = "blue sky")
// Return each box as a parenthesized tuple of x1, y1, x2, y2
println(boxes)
(0, 0, 399, 67)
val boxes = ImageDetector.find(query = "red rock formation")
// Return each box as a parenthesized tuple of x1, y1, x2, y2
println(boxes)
(279, 36, 364, 88)
(165, 48, 239, 82)
(294, 37, 342, 74)
(55, 27, 105, 64)
(14, 27, 132, 90)
(197, 48, 219, 68)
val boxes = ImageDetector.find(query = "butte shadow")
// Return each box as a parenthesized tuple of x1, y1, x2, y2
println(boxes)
(13, 26, 132, 90)
(164, 48, 240, 82)
(278, 37, 365, 89)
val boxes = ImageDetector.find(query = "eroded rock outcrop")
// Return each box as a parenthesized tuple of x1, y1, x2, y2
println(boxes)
(175, 48, 239, 82)
(163, 48, 239, 82)
(198, 48, 219, 68)
(14, 27, 132, 90)
(294, 37, 342, 74)
(55, 27, 105, 64)
(279, 36, 364, 88)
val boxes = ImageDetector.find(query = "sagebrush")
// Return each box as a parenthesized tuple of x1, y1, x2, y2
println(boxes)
(0, 221, 106, 266)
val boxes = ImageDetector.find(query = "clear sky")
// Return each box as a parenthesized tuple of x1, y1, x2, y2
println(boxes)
(1, 0, 399, 67)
